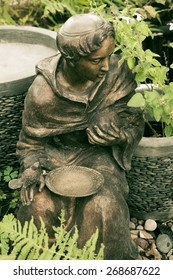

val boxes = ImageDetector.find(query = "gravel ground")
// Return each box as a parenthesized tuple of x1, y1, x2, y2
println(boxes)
(129, 217, 173, 260)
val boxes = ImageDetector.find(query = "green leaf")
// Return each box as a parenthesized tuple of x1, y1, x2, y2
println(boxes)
(3, 175, 11, 182)
(144, 90, 160, 103)
(135, 71, 147, 83)
(0, 190, 7, 201)
(145, 49, 160, 57)
(151, 59, 161, 67)
(127, 57, 136, 69)
(0, 254, 16, 260)
(164, 125, 173, 137)
(127, 92, 146, 108)
(155, 0, 166, 4)
(10, 171, 18, 179)
(4, 166, 13, 176)
(144, 5, 157, 18)
(153, 107, 163, 122)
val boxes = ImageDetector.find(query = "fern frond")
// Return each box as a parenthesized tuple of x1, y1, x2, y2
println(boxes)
(0, 213, 16, 255)
(0, 212, 104, 260)
(0, 254, 16, 260)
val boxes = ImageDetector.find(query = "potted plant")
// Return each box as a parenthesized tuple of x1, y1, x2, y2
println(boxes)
(92, 3, 173, 220)
(115, 6, 173, 221)
(126, 83, 173, 221)
(113, 7, 173, 221)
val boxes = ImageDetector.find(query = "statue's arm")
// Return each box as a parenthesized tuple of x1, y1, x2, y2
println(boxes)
(86, 93, 144, 170)
(9, 76, 54, 205)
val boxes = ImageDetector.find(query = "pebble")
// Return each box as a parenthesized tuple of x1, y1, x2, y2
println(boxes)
(167, 248, 173, 257)
(167, 222, 173, 228)
(138, 220, 144, 225)
(146, 243, 162, 260)
(131, 233, 138, 240)
(130, 217, 173, 260)
(139, 230, 153, 240)
(129, 221, 136, 229)
(135, 237, 149, 250)
(130, 230, 139, 236)
(144, 219, 157, 231)
(171, 225, 173, 233)
(137, 245, 144, 253)
(156, 234, 173, 254)
(131, 217, 138, 225)
(136, 225, 144, 230)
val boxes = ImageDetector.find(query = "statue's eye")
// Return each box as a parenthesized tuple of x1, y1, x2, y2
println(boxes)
(91, 58, 101, 64)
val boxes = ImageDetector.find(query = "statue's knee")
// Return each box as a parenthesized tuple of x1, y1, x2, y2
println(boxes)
(17, 190, 55, 223)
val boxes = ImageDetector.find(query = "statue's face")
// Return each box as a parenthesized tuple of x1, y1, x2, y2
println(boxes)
(74, 36, 115, 82)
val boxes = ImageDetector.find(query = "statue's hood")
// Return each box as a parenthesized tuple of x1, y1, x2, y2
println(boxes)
(35, 53, 61, 92)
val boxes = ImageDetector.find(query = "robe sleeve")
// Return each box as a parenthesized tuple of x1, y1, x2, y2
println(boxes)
(16, 75, 57, 172)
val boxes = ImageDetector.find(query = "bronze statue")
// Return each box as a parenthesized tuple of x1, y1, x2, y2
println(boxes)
(9, 13, 144, 259)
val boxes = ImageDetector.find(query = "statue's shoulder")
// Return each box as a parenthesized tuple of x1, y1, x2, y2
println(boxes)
(110, 53, 128, 71)
(26, 53, 61, 106)
(36, 53, 61, 75)
(110, 53, 121, 63)
(26, 74, 53, 108)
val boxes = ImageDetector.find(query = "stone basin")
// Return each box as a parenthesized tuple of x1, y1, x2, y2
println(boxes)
(0, 26, 57, 170)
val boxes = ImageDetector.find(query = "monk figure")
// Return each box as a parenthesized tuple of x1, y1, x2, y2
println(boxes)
(10, 13, 144, 259)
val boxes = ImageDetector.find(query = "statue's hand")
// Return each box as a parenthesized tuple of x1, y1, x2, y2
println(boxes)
(87, 122, 133, 146)
(87, 122, 129, 146)
(20, 172, 45, 206)
(9, 162, 45, 205)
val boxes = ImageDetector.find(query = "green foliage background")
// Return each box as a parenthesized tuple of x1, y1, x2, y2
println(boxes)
(0, 0, 172, 29)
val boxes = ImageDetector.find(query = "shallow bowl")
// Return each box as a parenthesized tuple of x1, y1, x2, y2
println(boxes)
(45, 166, 104, 197)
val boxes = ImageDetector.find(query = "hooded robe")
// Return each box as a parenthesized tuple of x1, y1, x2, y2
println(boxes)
(16, 53, 144, 259)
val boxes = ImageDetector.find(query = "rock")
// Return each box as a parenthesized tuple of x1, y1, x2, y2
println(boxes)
(136, 225, 144, 230)
(130, 230, 139, 236)
(146, 243, 162, 260)
(171, 225, 173, 233)
(167, 222, 173, 228)
(135, 237, 149, 250)
(129, 221, 136, 229)
(144, 219, 157, 231)
(167, 248, 173, 257)
(139, 230, 153, 240)
(130, 217, 138, 224)
(156, 234, 173, 254)
(138, 220, 144, 225)
(169, 255, 173, 260)
(137, 245, 144, 253)
(131, 233, 138, 240)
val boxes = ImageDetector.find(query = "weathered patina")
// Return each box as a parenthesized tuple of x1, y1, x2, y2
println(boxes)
(10, 13, 144, 259)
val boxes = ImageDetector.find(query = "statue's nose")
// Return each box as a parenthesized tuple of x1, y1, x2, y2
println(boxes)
(101, 57, 109, 72)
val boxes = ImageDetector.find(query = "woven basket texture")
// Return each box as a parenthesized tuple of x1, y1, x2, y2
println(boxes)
(0, 92, 25, 217)
(126, 155, 173, 220)
(0, 92, 26, 171)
